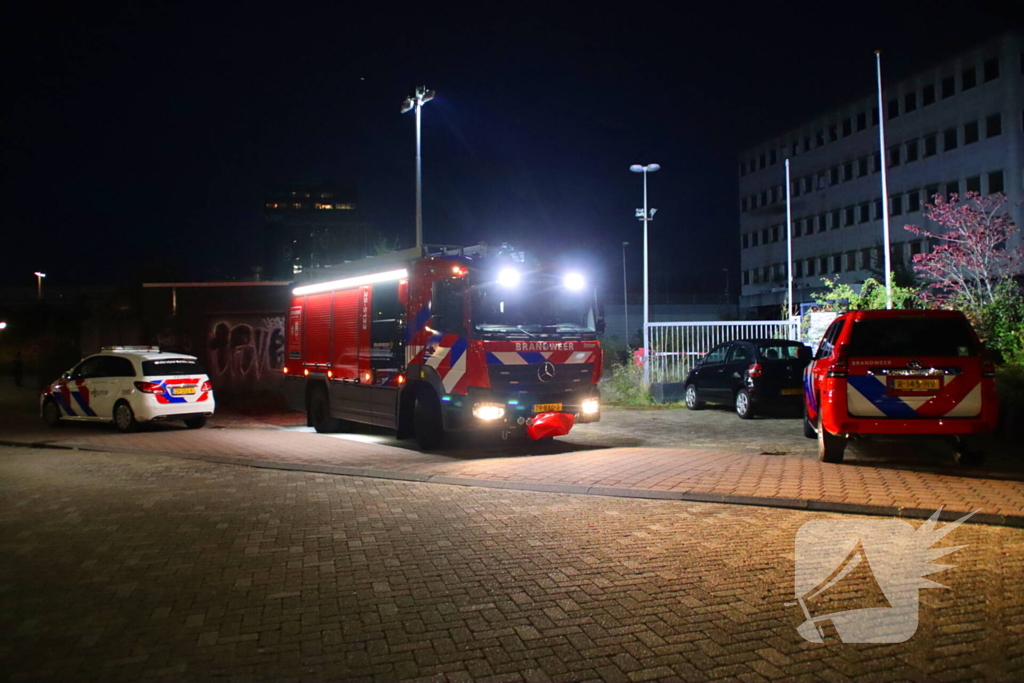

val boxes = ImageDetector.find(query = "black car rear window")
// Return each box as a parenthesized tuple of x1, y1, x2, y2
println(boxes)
(847, 318, 978, 357)
(756, 343, 805, 361)
(142, 358, 203, 375)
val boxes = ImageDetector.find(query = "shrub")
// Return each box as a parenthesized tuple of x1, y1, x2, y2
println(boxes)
(603, 360, 653, 406)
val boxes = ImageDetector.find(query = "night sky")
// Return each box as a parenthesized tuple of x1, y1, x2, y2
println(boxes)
(4, 2, 1021, 301)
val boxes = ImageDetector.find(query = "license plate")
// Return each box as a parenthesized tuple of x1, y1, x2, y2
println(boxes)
(172, 387, 196, 396)
(781, 388, 802, 396)
(892, 378, 940, 392)
(533, 403, 562, 413)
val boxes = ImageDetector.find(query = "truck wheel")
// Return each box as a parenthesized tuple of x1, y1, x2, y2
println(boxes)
(735, 389, 754, 419)
(684, 384, 705, 410)
(42, 399, 63, 428)
(817, 412, 846, 463)
(114, 401, 139, 433)
(803, 403, 816, 439)
(415, 387, 446, 451)
(309, 388, 343, 433)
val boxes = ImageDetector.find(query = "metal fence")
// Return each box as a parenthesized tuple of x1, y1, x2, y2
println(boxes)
(645, 320, 800, 384)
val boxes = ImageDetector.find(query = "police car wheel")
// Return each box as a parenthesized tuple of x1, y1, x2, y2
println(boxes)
(43, 400, 63, 427)
(184, 416, 207, 430)
(114, 401, 138, 433)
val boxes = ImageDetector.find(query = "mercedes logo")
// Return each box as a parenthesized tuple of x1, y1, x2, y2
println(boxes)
(538, 361, 556, 382)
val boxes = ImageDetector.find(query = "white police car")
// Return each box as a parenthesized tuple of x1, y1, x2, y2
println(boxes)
(41, 346, 215, 432)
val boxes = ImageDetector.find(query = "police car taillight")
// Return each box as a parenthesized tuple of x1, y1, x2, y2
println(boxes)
(201, 380, 213, 392)
(134, 381, 163, 394)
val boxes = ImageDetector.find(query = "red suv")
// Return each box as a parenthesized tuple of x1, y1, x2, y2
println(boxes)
(804, 310, 999, 465)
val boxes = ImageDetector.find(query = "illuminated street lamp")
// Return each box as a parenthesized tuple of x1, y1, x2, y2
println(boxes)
(629, 163, 659, 386)
(0, 322, 7, 330)
(401, 86, 435, 253)
(34, 272, 46, 300)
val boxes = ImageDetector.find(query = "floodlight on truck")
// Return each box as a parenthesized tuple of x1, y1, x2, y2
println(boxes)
(564, 272, 586, 291)
(497, 268, 520, 287)
(292, 268, 409, 296)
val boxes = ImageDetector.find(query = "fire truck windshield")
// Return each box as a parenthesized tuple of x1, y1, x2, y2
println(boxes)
(472, 277, 597, 337)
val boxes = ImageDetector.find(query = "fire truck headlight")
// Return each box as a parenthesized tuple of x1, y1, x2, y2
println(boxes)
(564, 272, 586, 291)
(472, 402, 506, 420)
(581, 399, 600, 414)
(497, 268, 520, 287)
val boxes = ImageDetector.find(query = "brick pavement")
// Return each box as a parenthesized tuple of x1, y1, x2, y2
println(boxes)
(1, 447, 1022, 682)
(11, 425, 1024, 524)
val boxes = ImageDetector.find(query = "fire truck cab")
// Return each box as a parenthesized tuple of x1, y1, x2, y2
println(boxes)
(284, 244, 604, 450)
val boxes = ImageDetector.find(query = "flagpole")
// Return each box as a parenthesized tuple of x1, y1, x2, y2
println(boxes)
(875, 50, 893, 309)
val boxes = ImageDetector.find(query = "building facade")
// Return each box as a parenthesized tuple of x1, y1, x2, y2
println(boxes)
(738, 33, 1023, 315)
(263, 182, 375, 281)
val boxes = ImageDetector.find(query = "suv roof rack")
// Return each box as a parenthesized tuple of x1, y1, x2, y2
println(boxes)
(101, 345, 162, 353)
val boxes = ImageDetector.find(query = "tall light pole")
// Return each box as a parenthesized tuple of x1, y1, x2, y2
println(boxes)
(401, 86, 435, 254)
(875, 51, 893, 309)
(622, 241, 630, 347)
(630, 163, 660, 387)
(723, 268, 730, 304)
(785, 159, 794, 319)
(34, 272, 46, 300)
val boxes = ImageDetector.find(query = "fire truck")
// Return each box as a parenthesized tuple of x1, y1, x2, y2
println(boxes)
(284, 244, 604, 449)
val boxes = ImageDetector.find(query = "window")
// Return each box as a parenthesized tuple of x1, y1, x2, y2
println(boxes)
(794, 261, 803, 278)
(806, 259, 816, 277)
(830, 210, 840, 229)
(962, 67, 976, 90)
(944, 127, 958, 151)
(831, 254, 842, 273)
(829, 125, 838, 142)
(924, 134, 937, 157)
(986, 113, 1002, 137)
(874, 198, 884, 220)
(772, 225, 780, 242)
(908, 190, 921, 212)
(888, 146, 901, 167)
(817, 172, 827, 190)
(925, 185, 939, 204)
(818, 214, 828, 233)
(803, 137, 811, 152)
(791, 140, 799, 156)
(861, 248, 873, 270)
(871, 107, 879, 125)
(857, 112, 867, 131)
(846, 251, 857, 271)
(740, 197, 748, 212)
(843, 162, 853, 181)
(984, 57, 999, 82)
(792, 180, 801, 197)
(905, 139, 919, 162)
(816, 130, 825, 146)
(803, 176, 812, 193)
(742, 271, 750, 286)
(891, 195, 903, 216)
(844, 206, 855, 226)
(703, 345, 729, 366)
(742, 233, 749, 249)
(842, 118, 852, 137)
(761, 228, 769, 244)
(760, 190, 768, 206)
(888, 97, 900, 119)
(859, 203, 870, 223)
(759, 153, 766, 169)
(793, 220, 802, 237)
(910, 240, 923, 257)
(946, 180, 959, 199)
(858, 157, 868, 177)
(964, 121, 979, 144)
(966, 176, 981, 194)
(770, 149, 778, 165)
(922, 84, 936, 106)
(904, 92, 917, 113)
(829, 166, 839, 185)
(751, 194, 758, 209)
(989, 170, 1004, 194)
(872, 151, 881, 173)
(819, 257, 830, 275)
(751, 231, 759, 246)
(141, 358, 202, 376)
(942, 75, 955, 98)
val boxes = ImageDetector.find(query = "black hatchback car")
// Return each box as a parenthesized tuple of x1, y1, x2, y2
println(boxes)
(683, 339, 812, 418)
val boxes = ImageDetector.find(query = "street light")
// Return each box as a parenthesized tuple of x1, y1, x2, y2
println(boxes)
(622, 242, 630, 347)
(401, 86, 435, 254)
(629, 163, 659, 386)
(34, 272, 46, 300)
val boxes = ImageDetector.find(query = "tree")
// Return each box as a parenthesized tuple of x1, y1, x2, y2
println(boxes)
(811, 275, 920, 312)
(904, 192, 1023, 316)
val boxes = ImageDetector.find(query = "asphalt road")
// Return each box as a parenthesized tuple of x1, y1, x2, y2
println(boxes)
(2, 446, 1022, 682)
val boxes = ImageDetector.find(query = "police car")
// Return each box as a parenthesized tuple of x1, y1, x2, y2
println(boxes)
(41, 346, 215, 432)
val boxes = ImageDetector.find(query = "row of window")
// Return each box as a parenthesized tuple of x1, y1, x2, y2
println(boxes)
(743, 241, 926, 286)
(741, 172, 1005, 250)
(740, 52, 1020, 178)
(740, 113, 1007, 213)
(265, 202, 356, 210)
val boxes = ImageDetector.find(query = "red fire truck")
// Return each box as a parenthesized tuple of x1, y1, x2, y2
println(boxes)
(284, 245, 604, 449)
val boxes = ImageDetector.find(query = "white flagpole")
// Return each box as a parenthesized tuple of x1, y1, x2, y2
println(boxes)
(785, 159, 794, 319)
(875, 50, 893, 309)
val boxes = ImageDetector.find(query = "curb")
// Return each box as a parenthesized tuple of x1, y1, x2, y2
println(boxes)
(3, 439, 1023, 528)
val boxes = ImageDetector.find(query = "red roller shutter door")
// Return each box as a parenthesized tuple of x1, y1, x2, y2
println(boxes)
(303, 293, 332, 366)
(332, 288, 361, 379)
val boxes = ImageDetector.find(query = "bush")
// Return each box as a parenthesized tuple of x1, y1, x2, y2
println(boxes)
(975, 284, 1024, 365)
(602, 360, 653, 406)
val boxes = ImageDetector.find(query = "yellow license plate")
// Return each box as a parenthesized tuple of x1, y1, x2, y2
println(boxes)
(172, 387, 196, 396)
(533, 403, 562, 413)
(892, 378, 940, 392)
(781, 388, 802, 396)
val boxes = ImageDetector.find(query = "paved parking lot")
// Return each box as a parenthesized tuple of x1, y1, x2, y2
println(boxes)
(2, 447, 1023, 682)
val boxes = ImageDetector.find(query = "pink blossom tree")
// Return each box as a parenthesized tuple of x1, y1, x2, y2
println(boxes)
(904, 192, 1022, 317)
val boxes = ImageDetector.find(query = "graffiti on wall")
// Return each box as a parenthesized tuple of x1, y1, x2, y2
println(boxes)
(207, 316, 286, 390)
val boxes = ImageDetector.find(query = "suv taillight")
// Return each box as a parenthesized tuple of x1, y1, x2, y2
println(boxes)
(201, 380, 213, 392)
(980, 351, 996, 378)
(134, 381, 163, 394)
(747, 363, 763, 378)
(828, 344, 848, 378)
